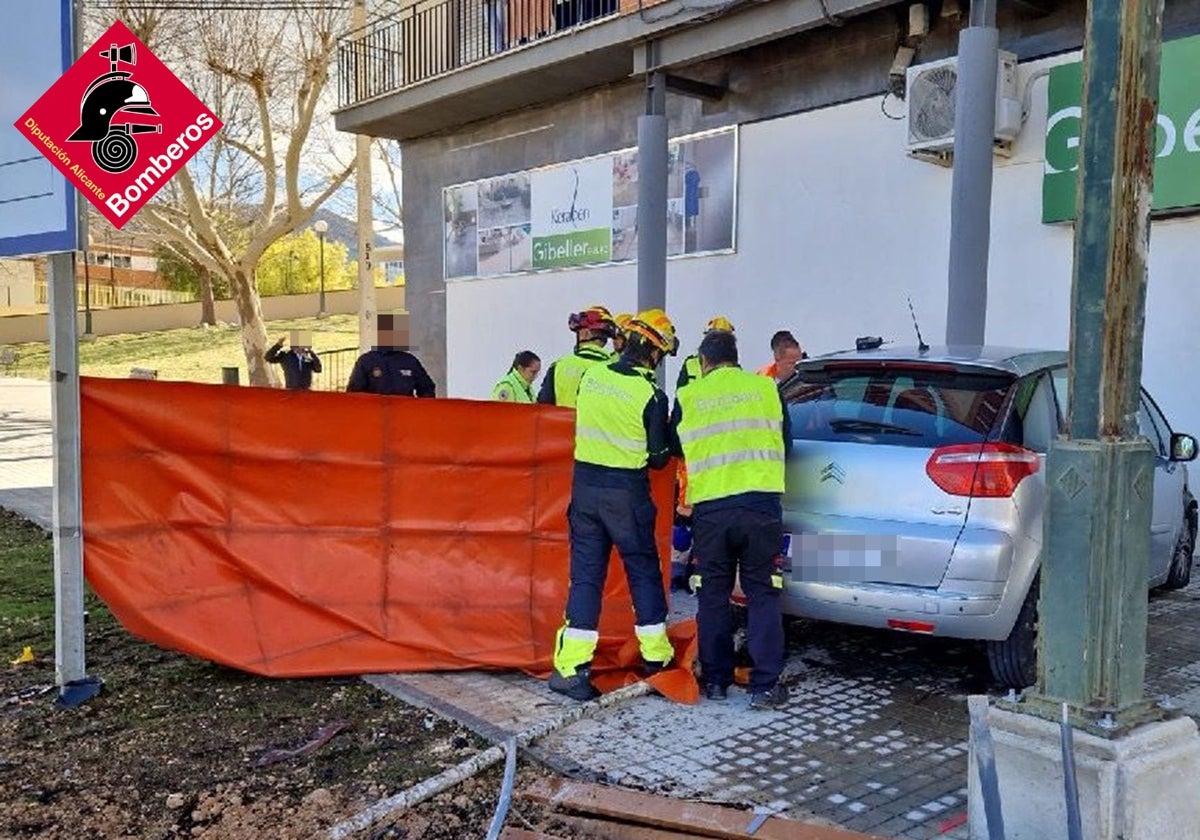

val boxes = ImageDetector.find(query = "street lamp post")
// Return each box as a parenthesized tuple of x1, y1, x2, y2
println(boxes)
(286, 250, 297, 295)
(82, 251, 92, 336)
(314, 219, 328, 318)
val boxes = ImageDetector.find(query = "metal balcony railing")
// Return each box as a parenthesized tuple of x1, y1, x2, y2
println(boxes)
(338, 0, 621, 106)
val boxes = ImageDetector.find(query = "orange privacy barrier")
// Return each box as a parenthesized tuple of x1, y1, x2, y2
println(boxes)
(80, 378, 698, 702)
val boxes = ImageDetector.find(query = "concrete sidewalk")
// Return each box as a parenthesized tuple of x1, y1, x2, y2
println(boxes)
(0, 376, 53, 529)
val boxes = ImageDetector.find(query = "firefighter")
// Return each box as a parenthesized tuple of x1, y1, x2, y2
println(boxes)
(491, 351, 541, 402)
(756, 330, 805, 383)
(549, 309, 680, 701)
(671, 329, 792, 710)
(536, 306, 618, 407)
(671, 317, 735, 590)
(676, 316, 735, 390)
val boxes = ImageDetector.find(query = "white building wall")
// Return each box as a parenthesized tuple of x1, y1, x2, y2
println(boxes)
(446, 52, 1200, 436)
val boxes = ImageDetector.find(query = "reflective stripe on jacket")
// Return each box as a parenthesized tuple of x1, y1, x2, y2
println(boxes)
(675, 366, 785, 504)
(574, 363, 656, 469)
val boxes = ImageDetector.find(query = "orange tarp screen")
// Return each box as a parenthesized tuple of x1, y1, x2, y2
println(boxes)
(80, 378, 697, 700)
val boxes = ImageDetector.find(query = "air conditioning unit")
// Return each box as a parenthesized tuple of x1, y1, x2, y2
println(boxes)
(906, 51, 1022, 160)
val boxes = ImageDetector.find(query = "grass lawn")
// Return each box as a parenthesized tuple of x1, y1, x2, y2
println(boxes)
(2, 314, 360, 386)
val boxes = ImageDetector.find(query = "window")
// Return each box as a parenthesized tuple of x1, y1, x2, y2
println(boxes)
(1000, 374, 1055, 453)
(783, 365, 1015, 448)
(1137, 394, 1169, 457)
(1051, 366, 1070, 429)
(113, 255, 132, 269)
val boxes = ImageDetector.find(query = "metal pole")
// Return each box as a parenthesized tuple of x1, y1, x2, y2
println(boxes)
(1034, 0, 1164, 721)
(636, 55, 667, 315)
(318, 233, 327, 317)
(944, 0, 998, 347)
(82, 251, 92, 336)
(48, 252, 95, 703)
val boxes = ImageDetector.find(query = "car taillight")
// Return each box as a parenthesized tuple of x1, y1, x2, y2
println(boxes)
(925, 442, 1039, 498)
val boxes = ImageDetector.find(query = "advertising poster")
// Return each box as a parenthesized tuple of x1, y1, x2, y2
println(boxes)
(443, 126, 736, 280)
(530, 156, 614, 270)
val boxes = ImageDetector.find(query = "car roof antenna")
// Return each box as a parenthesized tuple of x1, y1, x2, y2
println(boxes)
(908, 296, 930, 353)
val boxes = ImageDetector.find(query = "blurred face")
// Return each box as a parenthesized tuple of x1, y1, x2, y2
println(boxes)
(775, 345, 802, 380)
(519, 361, 541, 384)
(376, 314, 410, 349)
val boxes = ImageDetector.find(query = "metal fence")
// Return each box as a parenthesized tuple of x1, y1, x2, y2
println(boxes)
(312, 346, 361, 392)
(34, 281, 196, 310)
(338, 0, 620, 106)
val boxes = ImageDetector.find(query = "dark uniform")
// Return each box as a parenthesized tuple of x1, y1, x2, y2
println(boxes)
(346, 349, 436, 397)
(265, 341, 322, 390)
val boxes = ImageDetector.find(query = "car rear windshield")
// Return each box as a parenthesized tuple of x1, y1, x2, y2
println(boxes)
(782, 365, 1016, 447)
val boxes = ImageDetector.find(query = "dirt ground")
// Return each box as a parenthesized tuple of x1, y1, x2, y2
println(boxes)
(0, 510, 578, 839)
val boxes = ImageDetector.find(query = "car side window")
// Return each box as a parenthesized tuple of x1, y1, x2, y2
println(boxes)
(1139, 392, 1172, 457)
(1136, 398, 1167, 457)
(1050, 367, 1069, 433)
(1004, 374, 1055, 453)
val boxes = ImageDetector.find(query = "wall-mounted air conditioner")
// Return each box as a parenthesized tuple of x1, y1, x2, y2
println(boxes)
(906, 51, 1022, 160)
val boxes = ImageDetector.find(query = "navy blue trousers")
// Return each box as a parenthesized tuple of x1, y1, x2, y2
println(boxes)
(693, 506, 784, 693)
(564, 480, 668, 633)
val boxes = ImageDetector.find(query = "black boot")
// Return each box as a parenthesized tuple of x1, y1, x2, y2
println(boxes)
(549, 666, 600, 701)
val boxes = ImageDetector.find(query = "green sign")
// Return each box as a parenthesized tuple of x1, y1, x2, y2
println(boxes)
(1043, 33, 1200, 223)
(532, 229, 612, 269)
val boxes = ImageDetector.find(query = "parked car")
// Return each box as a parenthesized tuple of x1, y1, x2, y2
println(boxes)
(774, 345, 1198, 688)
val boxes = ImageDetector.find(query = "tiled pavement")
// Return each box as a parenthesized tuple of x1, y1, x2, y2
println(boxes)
(0, 377, 53, 529)
(370, 582, 1200, 840)
(5, 376, 1200, 837)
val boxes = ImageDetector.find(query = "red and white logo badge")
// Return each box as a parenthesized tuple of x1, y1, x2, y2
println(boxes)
(13, 20, 222, 229)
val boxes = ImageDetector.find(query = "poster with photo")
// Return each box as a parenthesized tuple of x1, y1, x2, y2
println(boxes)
(442, 126, 737, 280)
(530, 156, 614, 270)
(444, 184, 478, 279)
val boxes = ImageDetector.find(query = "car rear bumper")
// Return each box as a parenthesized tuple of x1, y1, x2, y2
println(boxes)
(778, 581, 1017, 640)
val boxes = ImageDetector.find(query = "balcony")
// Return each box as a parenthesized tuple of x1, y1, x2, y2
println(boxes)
(334, 0, 898, 140)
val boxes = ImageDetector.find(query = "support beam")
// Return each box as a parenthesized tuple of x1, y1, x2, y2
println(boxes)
(354, 0, 377, 354)
(1033, 0, 1165, 723)
(663, 74, 726, 102)
(944, 0, 997, 347)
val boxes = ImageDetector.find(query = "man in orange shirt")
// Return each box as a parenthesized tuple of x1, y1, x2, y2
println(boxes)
(756, 330, 804, 383)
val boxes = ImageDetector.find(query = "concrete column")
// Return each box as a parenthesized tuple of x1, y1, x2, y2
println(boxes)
(944, 0, 997, 347)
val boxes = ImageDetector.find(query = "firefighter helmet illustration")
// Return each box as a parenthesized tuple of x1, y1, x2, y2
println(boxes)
(67, 43, 161, 175)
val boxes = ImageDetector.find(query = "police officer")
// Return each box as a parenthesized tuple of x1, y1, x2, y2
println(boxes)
(347, 312, 436, 397)
(550, 309, 680, 701)
(491, 351, 541, 402)
(537, 306, 617, 407)
(676, 316, 735, 390)
(671, 329, 792, 710)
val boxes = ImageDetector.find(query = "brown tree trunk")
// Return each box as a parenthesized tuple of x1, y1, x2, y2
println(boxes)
(198, 267, 217, 326)
(230, 268, 280, 387)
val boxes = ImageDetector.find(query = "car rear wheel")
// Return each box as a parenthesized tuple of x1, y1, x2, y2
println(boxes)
(1164, 520, 1196, 591)
(986, 582, 1038, 689)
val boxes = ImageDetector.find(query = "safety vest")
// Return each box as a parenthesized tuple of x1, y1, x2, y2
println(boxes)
(491, 369, 534, 403)
(553, 344, 613, 407)
(675, 366, 785, 504)
(679, 354, 702, 388)
(574, 364, 656, 470)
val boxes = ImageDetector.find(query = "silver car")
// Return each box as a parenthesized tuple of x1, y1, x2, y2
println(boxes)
(776, 346, 1198, 688)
